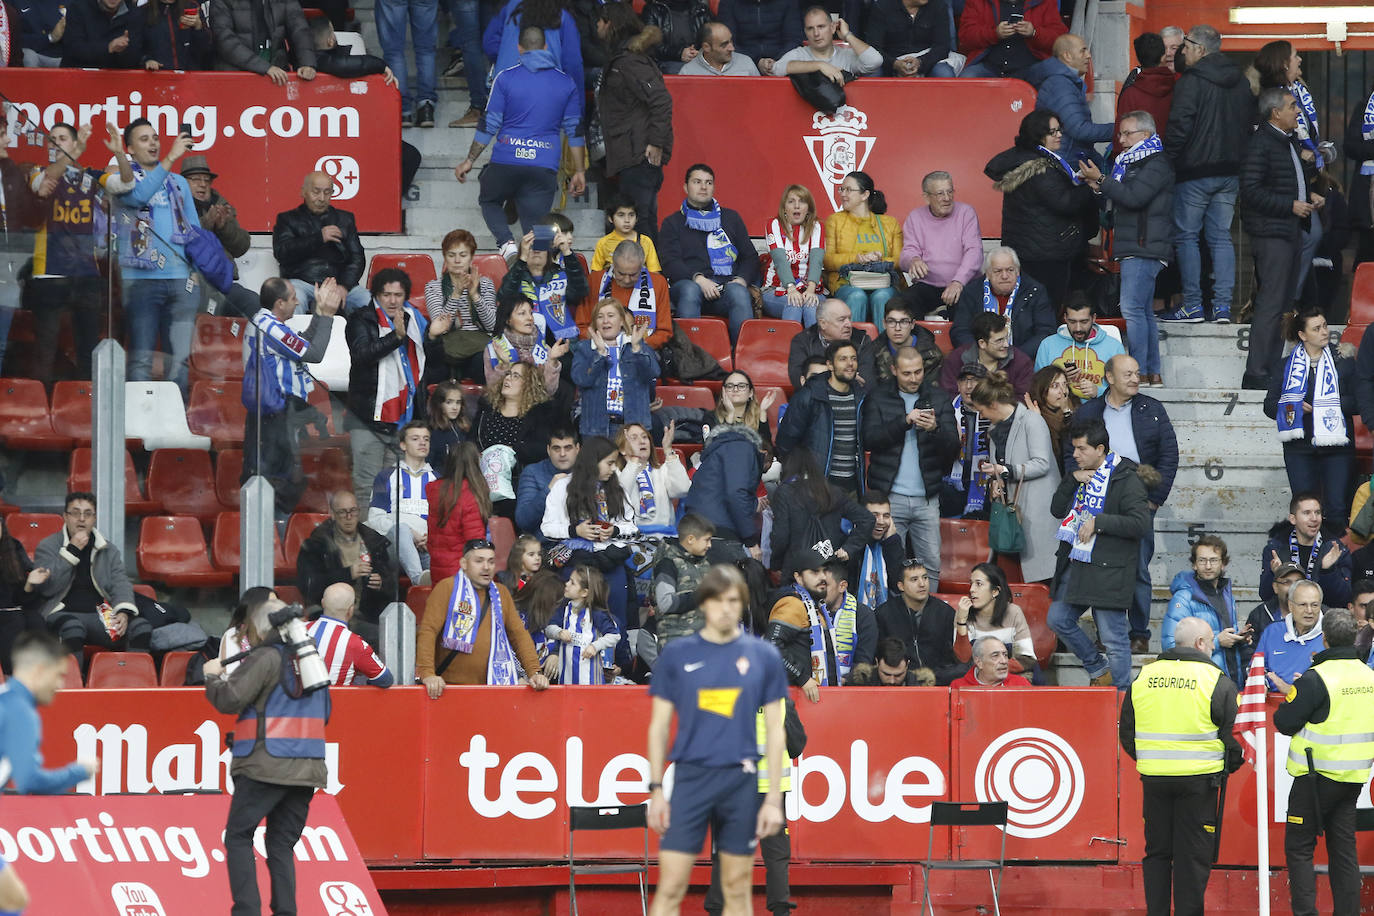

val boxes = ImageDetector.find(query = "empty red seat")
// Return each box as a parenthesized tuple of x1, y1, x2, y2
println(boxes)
(656, 385, 715, 410)
(283, 513, 328, 575)
(473, 254, 509, 288)
(216, 449, 245, 510)
(917, 320, 953, 355)
(147, 449, 220, 520)
(51, 381, 95, 445)
(1342, 324, 1368, 350)
(367, 253, 438, 292)
(734, 320, 794, 393)
(88, 653, 157, 689)
(296, 448, 351, 513)
(8, 514, 63, 556)
(68, 448, 160, 515)
(0, 379, 70, 450)
(61, 655, 84, 690)
(1352, 263, 1374, 326)
(274, 584, 303, 607)
(189, 314, 249, 382)
(1008, 583, 1055, 667)
(138, 516, 233, 588)
(940, 518, 990, 585)
(210, 511, 288, 577)
(679, 317, 733, 375)
(490, 517, 515, 572)
(187, 382, 247, 451)
(132, 584, 158, 601)
(406, 586, 432, 620)
(159, 651, 195, 687)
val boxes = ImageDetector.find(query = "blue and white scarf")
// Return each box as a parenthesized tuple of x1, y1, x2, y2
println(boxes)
(604, 332, 628, 416)
(982, 276, 1020, 348)
(1056, 452, 1118, 563)
(857, 542, 888, 610)
(555, 600, 607, 685)
(1362, 88, 1374, 175)
(440, 571, 518, 685)
(682, 199, 738, 277)
(1289, 81, 1324, 167)
(1278, 345, 1347, 447)
(525, 257, 578, 340)
(486, 333, 548, 371)
(599, 266, 658, 331)
(944, 397, 989, 514)
(1038, 146, 1082, 185)
(633, 465, 656, 518)
(1110, 133, 1163, 184)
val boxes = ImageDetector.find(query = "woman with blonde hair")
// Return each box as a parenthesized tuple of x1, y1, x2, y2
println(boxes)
(763, 184, 826, 325)
(473, 360, 559, 468)
(572, 296, 660, 438)
(616, 422, 690, 535)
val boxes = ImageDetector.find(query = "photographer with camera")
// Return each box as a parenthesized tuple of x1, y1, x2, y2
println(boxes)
(204, 592, 332, 916)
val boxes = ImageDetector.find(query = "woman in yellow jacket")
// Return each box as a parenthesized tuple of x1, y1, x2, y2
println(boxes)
(823, 171, 903, 325)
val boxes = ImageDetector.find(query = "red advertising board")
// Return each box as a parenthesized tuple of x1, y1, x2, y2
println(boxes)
(2, 69, 401, 232)
(659, 77, 1033, 240)
(0, 794, 384, 916)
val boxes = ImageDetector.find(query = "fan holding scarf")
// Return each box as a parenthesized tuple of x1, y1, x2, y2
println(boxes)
(416, 538, 548, 694)
(497, 229, 590, 344)
(1047, 417, 1151, 688)
(571, 297, 660, 439)
(765, 547, 849, 703)
(1264, 307, 1357, 525)
(344, 268, 449, 507)
(583, 240, 674, 349)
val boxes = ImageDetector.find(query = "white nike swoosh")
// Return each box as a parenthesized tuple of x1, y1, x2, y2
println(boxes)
(684, 662, 704, 672)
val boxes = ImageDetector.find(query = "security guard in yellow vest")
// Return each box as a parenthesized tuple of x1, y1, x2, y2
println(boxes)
(704, 698, 799, 916)
(1119, 616, 1242, 916)
(1274, 607, 1374, 916)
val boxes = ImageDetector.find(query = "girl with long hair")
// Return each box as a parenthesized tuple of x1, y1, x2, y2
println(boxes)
(499, 534, 544, 594)
(954, 562, 1036, 674)
(763, 184, 826, 325)
(1025, 365, 1081, 465)
(515, 568, 565, 680)
(711, 370, 777, 447)
(427, 380, 470, 475)
(546, 564, 621, 684)
(425, 443, 494, 583)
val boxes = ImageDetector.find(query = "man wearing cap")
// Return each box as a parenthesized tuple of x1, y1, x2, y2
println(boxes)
(1248, 561, 1306, 641)
(182, 154, 259, 318)
(766, 547, 852, 703)
(415, 538, 548, 693)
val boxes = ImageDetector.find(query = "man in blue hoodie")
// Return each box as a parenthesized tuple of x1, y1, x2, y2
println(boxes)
(1033, 301, 1125, 398)
(453, 26, 586, 261)
(1030, 34, 1114, 165)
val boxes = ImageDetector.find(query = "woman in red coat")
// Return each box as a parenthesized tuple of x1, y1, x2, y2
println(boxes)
(426, 442, 493, 585)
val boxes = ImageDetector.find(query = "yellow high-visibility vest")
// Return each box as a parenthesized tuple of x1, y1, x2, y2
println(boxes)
(754, 700, 791, 793)
(1286, 658, 1374, 784)
(1131, 657, 1225, 776)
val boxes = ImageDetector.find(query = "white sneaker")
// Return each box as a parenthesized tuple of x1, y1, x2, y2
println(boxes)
(499, 240, 518, 264)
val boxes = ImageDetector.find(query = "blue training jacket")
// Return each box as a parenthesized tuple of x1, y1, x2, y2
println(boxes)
(0, 679, 88, 794)
(477, 48, 584, 172)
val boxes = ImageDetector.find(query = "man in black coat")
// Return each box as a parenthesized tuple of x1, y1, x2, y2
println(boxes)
(272, 170, 370, 314)
(1239, 87, 1323, 390)
(296, 491, 397, 645)
(949, 247, 1056, 358)
(861, 347, 959, 590)
(1047, 418, 1151, 688)
(776, 340, 867, 495)
(60, 0, 143, 67)
(875, 560, 967, 685)
(787, 298, 875, 391)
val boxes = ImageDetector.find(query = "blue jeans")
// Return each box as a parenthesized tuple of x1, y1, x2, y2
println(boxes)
(1048, 578, 1132, 686)
(1130, 508, 1156, 642)
(478, 162, 559, 247)
(290, 279, 373, 315)
(1284, 446, 1353, 527)
(761, 292, 818, 327)
(444, 0, 489, 111)
(376, 0, 438, 110)
(1173, 176, 1238, 314)
(889, 492, 941, 590)
(1119, 258, 1163, 375)
(833, 283, 896, 324)
(124, 277, 199, 396)
(671, 278, 753, 340)
(1297, 213, 1322, 294)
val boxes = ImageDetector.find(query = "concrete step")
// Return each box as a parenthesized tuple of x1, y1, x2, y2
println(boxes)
(1149, 388, 1266, 422)
(1157, 322, 1251, 358)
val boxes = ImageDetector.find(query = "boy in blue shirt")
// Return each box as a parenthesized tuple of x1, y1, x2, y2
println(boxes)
(0, 632, 98, 914)
(647, 565, 788, 915)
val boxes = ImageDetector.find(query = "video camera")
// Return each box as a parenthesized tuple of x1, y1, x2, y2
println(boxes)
(270, 604, 331, 694)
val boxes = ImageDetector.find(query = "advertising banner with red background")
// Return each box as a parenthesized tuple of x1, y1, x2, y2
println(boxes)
(0, 794, 384, 916)
(36, 688, 1374, 868)
(2, 70, 401, 231)
(659, 78, 1034, 241)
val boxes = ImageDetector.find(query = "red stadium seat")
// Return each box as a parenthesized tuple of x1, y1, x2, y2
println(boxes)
(8, 514, 63, 557)
(209, 511, 288, 577)
(1008, 583, 1055, 668)
(473, 254, 509, 287)
(61, 655, 84, 690)
(297, 448, 352, 513)
(138, 516, 233, 588)
(187, 382, 247, 451)
(304, 382, 346, 442)
(1352, 263, 1374, 326)
(274, 585, 303, 607)
(216, 449, 245, 509)
(68, 448, 159, 515)
(87, 653, 157, 689)
(368, 253, 438, 293)
(656, 385, 715, 410)
(51, 381, 95, 445)
(678, 318, 732, 374)
(132, 584, 158, 601)
(853, 321, 879, 341)
(490, 517, 515, 572)
(283, 513, 328, 575)
(0, 378, 70, 450)
(917, 321, 953, 355)
(159, 651, 195, 687)
(940, 518, 990, 585)
(189, 314, 249, 382)
(147, 449, 220, 520)
(1342, 324, 1368, 349)
(735, 320, 795, 393)
(406, 586, 432, 620)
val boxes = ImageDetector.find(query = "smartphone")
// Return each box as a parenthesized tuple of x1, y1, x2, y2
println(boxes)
(1008, 11, 1024, 21)
(183, 5, 198, 14)
(179, 122, 195, 148)
(531, 224, 556, 252)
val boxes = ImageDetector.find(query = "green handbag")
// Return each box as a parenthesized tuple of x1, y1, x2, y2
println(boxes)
(988, 492, 1026, 554)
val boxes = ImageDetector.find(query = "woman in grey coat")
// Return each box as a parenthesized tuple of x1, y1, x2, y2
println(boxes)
(968, 370, 1062, 583)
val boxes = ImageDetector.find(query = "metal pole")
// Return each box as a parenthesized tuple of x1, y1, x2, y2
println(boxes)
(91, 339, 126, 557)
(239, 331, 274, 590)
